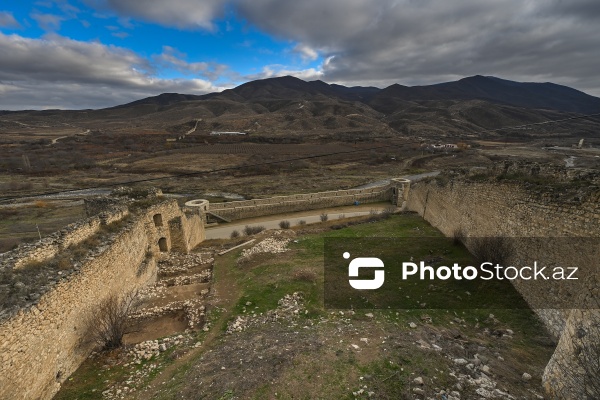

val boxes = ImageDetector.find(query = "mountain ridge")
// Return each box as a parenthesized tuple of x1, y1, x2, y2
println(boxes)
(116, 75, 600, 115)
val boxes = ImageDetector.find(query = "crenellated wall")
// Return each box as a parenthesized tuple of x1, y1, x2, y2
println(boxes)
(0, 199, 205, 400)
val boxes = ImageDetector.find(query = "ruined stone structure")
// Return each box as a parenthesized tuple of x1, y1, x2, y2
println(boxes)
(185, 184, 392, 222)
(1, 164, 597, 399)
(402, 167, 600, 399)
(0, 196, 205, 400)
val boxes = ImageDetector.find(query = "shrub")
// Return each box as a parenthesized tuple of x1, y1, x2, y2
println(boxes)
(230, 230, 240, 239)
(469, 237, 513, 266)
(452, 228, 465, 246)
(279, 220, 291, 229)
(56, 256, 71, 270)
(293, 269, 317, 283)
(243, 225, 266, 236)
(338, 214, 346, 220)
(34, 200, 49, 208)
(320, 213, 329, 222)
(297, 220, 306, 226)
(84, 290, 140, 350)
(376, 206, 396, 220)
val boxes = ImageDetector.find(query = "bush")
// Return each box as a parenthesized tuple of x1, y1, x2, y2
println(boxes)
(293, 269, 317, 283)
(297, 220, 306, 226)
(243, 225, 266, 236)
(320, 213, 328, 222)
(374, 206, 396, 220)
(84, 290, 140, 350)
(230, 230, 240, 239)
(453, 228, 465, 246)
(338, 214, 346, 220)
(34, 200, 49, 208)
(279, 220, 291, 229)
(469, 237, 513, 266)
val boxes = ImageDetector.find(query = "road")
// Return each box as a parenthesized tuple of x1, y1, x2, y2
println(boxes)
(352, 171, 440, 189)
(205, 203, 389, 240)
(48, 129, 90, 146)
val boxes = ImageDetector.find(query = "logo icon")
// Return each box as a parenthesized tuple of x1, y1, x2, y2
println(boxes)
(345, 252, 385, 290)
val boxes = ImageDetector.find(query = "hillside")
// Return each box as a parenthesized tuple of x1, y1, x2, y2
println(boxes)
(1, 75, 599, 142)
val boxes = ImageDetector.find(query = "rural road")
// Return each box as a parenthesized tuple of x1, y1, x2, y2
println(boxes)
(205, 204, 389, 240)
(352, 171, 440, 189)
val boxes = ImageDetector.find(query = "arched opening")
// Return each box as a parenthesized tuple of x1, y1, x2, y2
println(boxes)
(158, 237, 168, 252)
(153, 213, 163, 227)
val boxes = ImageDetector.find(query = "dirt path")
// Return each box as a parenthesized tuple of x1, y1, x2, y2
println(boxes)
(134, 250, 243, 399)
(206, 203, 390, 239)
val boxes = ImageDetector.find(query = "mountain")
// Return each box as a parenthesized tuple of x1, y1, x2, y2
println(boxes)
(368, 75, 600, 114)
(2, 75, 598, 142)
(120, 75, 600, 116)
(215, 76, 380, 103)
(114, 93, 207, 108)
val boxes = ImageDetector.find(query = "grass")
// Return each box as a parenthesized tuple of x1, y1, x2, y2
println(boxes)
(56, 212, 554, 400)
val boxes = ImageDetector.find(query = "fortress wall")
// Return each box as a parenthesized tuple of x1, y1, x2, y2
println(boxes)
(6, 207, 129, 270)
(405, 177, 600, 399)
(205, 186, 391, 221)
(0, 200, 204, 400)
(182, 211, 206, 250)
(0, 216, 154, 400)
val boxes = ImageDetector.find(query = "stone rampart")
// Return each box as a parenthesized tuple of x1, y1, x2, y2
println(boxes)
(0, 199, 205, 399)
(192, 185, 392, 221)
(404, 170, 600, 399)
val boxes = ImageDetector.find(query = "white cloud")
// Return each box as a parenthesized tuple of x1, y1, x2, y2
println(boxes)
(0, 11, 21, 29)
(154, 45, 232, 81)
(293, 43, 319, 61)
(246, 64, 324, 82)
(85, 0, 229, 30)
(0, 33, 224, 109)
(30, 12, 64, 31)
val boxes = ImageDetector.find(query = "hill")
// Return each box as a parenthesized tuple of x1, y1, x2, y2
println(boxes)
(1, 75, 599, 141)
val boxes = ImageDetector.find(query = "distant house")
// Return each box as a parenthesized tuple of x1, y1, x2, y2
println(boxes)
(210, 131, 247, 136)
(429, 143, 459, 152)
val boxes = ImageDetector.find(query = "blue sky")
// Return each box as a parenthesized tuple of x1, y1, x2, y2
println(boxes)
(1, 0, 600, 109)
(1, 1, 323, 87)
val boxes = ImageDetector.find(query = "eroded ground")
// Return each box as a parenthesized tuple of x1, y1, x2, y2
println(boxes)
(56, 213, 554, 400)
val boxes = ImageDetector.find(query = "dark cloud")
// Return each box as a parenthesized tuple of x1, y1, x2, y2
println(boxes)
(0, 33, 224, 109)
(235, 0, 600, 95)
(3, 0, 600, 109)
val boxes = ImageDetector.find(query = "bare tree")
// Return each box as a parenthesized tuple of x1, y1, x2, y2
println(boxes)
(84, 290, 140, 350)
(469, 237, 513, 266)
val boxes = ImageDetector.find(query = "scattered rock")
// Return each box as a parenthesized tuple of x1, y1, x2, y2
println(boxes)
(412, 387, 425, 395)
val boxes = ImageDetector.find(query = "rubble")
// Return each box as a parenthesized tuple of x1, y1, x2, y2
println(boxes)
(226, 292, 304, 334)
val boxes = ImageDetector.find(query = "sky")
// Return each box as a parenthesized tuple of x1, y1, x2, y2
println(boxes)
(1, 0, 599, 110)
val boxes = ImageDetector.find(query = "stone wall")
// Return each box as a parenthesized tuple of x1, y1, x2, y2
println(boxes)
(404, 171, 600, 399)
(195, 185, 392, 221)
(0, 199, 204, 400)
